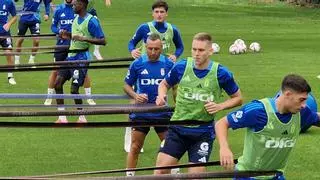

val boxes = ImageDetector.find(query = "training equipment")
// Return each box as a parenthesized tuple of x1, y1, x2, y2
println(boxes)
(234, 39, 247, 54)
(249, 42, 261, 52)
(211, 43, 220, 54)
(234, 39, 245, 46)
(229, 44, 240, 55)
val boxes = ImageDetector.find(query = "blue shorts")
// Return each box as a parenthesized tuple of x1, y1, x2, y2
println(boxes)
(57, 53, 90, 86)
(18, 21, 40, 35)
(130, 117, 170, 134)
(159, 126, 214, 163)
(0, 32, 12, 48)
(54, 47, 69, 62)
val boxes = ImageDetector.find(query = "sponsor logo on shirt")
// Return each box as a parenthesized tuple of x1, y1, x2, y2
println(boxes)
(184, 92, 214, 102)
(265, 137, 295, 148)
(60, 19, 73, 25)
(140, 79, 162, 85)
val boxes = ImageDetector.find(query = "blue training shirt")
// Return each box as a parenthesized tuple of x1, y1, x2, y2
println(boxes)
(125, 54, 174, 120)
(0, 0, 16, 34)
(20, 0, 50, 23)
(165, 59, 240, 134)
(227, 97, 319, 132)
(51, 3, 74, 45)
(128, 21, 184, 58)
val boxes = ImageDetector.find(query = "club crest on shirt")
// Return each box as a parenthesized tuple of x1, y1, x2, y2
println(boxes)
(160, 68, 165, 76)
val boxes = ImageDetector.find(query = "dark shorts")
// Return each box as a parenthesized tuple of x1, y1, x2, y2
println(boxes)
(54, 47, 69, 62)
(88, 8, 97, 17)
(131, 118, 170, 134)
(58, 53, 89, 86)
(18, 21, 40, 35)
(159, 126, 214, 163)
(0, 32, 13, 48)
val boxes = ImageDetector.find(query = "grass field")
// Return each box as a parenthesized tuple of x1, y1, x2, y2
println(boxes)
(0, 0, 320, 179)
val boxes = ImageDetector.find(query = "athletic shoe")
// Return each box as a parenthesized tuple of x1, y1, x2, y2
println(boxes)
(87, 99, 96, 105)
(55, 118, 68, 124)
(77, 116, 87, 123)
(14, 59, 20, 65)
(28, 59, 36, 68)
(44, 98, 52, 106)
(93, 50, 103, 60)
(8, 77, 16, 85)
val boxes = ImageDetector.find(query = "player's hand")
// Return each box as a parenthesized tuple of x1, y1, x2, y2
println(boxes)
(219, 147, 234, 170)
(204, 101, 223, 114)
(2, 23, 10, 32)
(72, 35, 85, 41)
(43, 14, 49, 21)
(134, 93, 148, 104)
(105, 0, 111, 6)
(131, 48, 141, 59)
(156, 95, 166, 106)
(168, 54, 177, 62)
(59, 30, 70, 40)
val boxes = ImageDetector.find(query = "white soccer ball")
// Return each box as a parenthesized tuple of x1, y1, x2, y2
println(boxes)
(229, 44, 240, 55)
(249, 42, 261, 52)
(237, 43, 247, 54)
(234, 39, 245, 46)
(212, 43, 220, 54)
(234, 39, 246, 54)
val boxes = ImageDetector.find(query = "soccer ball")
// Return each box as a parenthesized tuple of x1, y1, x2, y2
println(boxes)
(229, 44, 240, 55)
(234, 39, 245, 46)
(212, 43, 220, 54)
(234, 39, 246, 54)
(249, 42, 261, 52)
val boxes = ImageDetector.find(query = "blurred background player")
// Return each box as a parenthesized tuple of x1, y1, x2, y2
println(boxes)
(85, 0, 112, 59)
(0, 0, 18, 85)
(124, 33, 173, 176)
(125, 0, 184, 153)
(54, 0, 106, 123)
(14, 0, 51, 65)
(44, 0, 96, 106)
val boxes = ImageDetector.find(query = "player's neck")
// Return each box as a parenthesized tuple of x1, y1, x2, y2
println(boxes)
(194, 60, 210, 70)
(78, 10, 87, 18)
(275, 96, 290, 114)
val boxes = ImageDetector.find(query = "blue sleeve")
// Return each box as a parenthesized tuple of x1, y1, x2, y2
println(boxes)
(124, 61, 138, 86)
(165, 60, 186, 87)
(227, 100, 267, 131)
(51, 8, 59, 34)
(300, 106, 320, 132)
(217, 64, 239, 95)
(9, 1, 16, 17)
(172, 25, 184, 58)
(88, 17, 105, 39)
(44, 0, 51, 15)
(128, 24, 147, 52)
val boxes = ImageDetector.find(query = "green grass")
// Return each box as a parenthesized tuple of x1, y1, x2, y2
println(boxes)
(0, 0, 319, 179)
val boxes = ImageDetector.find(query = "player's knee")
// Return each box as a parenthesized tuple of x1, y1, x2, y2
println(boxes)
(130, 141, 143, 154)
(70, 85, 80, 94)
(154, 169, 170, 175)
